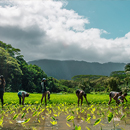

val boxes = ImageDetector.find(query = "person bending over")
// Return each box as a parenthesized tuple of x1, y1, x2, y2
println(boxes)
(18, 91, 29, 105)
(108, 91, 122, 105)
(117, 92, 128, 104)
(76, 89, 88, 107)
(47, 91, 50, 101)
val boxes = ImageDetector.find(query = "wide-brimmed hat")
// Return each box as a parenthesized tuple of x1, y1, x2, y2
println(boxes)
(42, 78, 46, 81)
(0, 75, 4, 78)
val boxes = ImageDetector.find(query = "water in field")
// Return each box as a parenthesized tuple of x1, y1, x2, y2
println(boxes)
(0, 104, 130, 130)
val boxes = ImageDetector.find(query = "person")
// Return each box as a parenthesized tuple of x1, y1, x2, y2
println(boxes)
(108, 91, 122, 105)
(47, 91, 50, 101)
(76, 89, 89, 107)
(41, 78, 48, 105)
(0, 75, 6, 108)
(117, 92, 128, 104)
(18, 91, 29, 105)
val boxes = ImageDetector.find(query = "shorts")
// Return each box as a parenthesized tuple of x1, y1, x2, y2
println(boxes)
(76, 89, 80, 95)
(0, 91, 4, 99)
(42, 89, 47, 93)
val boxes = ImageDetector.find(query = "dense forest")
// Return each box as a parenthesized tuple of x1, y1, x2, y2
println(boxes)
(0, 40, 130, 93)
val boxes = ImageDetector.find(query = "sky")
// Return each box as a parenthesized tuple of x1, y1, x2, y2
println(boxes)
(0, 0, 130, 63)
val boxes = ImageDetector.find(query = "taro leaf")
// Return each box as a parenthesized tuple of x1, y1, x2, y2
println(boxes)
(0, 116, 4, 127)
(121, 114, 126, 120)
(108, 112, 113, 123)
(94, 119, 101, 126)
(67, 116, 74, 121)
(13, 114, 18, 120)
(21, 113, 26, 119)
(86, 126, 91, 130)
(71, 111, 74, 114)
(53, 114, 58, 117)
(22, 118, 30, 124)
(81, 109, 84, 113)
(51, 116, 56, 120)
(86, 114, 91, 122)
(66, 115, 71, 119)
(66, 123, 71, 127)
(75, 125, 81, 130)
(50, 121, 57, 125)
(32, 111, 37, 117)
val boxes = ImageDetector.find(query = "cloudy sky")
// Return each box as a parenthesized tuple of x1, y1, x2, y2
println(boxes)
(0, 0, 130, 63)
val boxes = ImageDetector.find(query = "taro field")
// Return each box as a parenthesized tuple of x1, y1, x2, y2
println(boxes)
(0, 92, 130, 130)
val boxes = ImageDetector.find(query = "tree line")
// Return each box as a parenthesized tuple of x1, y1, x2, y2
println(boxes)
(0, 41, 130, 93)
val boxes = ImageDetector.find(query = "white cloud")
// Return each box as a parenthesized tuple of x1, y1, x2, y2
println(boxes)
(0, 0, 130, 63)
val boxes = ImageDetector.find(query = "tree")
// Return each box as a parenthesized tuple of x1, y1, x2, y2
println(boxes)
(110, 71, 127, 79)
(104, 77, 121, 92)
(125, 63, 130, 73)
(0, 47, 23, 91)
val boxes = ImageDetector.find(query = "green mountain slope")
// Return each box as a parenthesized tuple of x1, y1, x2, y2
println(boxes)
(28, 59, 126, 80)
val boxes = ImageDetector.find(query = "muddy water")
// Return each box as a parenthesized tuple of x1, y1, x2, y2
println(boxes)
(0, 105, 130, 130)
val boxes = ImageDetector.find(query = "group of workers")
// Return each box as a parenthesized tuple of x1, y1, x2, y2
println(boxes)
(76, 90, 128, 106)
(0, 75, 128, 108)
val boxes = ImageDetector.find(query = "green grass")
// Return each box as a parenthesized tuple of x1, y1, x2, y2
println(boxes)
(3, 92, 130, 105)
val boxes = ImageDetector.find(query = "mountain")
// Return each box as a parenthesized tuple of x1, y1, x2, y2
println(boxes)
(28, 59, 126, 80)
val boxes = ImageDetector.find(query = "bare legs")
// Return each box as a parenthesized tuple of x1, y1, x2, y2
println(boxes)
(108, 96, 112, 105)
(19, 96, 21, 104)
(76, 94, 85, 107)
(0, 97, 3, 109)
(0, 92, 4, 108)
(85, 97, 89, 105)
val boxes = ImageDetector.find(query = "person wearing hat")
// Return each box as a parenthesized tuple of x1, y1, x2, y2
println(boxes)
(18, 91, 29, 105)
(0, 75, 6, 108)
(41, 78, 48, 105)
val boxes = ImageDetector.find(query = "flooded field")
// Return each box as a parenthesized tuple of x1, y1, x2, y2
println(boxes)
(0, 103, 130, 130)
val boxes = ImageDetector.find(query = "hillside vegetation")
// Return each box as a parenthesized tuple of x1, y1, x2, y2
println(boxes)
(28, 59, 125, 80)
(0, 40, 130, 93)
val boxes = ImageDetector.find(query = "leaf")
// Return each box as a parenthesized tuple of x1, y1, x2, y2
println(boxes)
(66, 123, 71, 127)
(21, 113, 26, 119)
(31, 127, 37, 130)
(86, 126, 91, 130)
(50, 121, 57, 125)
(41, 116, 45, 120)
(71, 111, 74, 114)
(9, 121, 13, 124)
(22, 118, 30, 124)
(51, 116, 56, 120)
(67, 116, 74, 121)
(75, 125, 81, 130)
(13, 114, 18, 120)
(93, 115, 96, 119)
(94, 119, 101, 126)
(38, 119, 40, 123)
(0, 116, 4, 127)
(53, 114, 58, 117)
(81, 117, 85, 121)
(108, 112, 113, 123)
(121, 115, 125, 120)
(86, 114, 91, 122)
(66, 115, 71, 119)
(81, 109, 84, 113)
(32, 111, 37, 117)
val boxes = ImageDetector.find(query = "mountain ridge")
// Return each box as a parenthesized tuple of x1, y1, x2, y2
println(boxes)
(28, 59, 126, 80)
